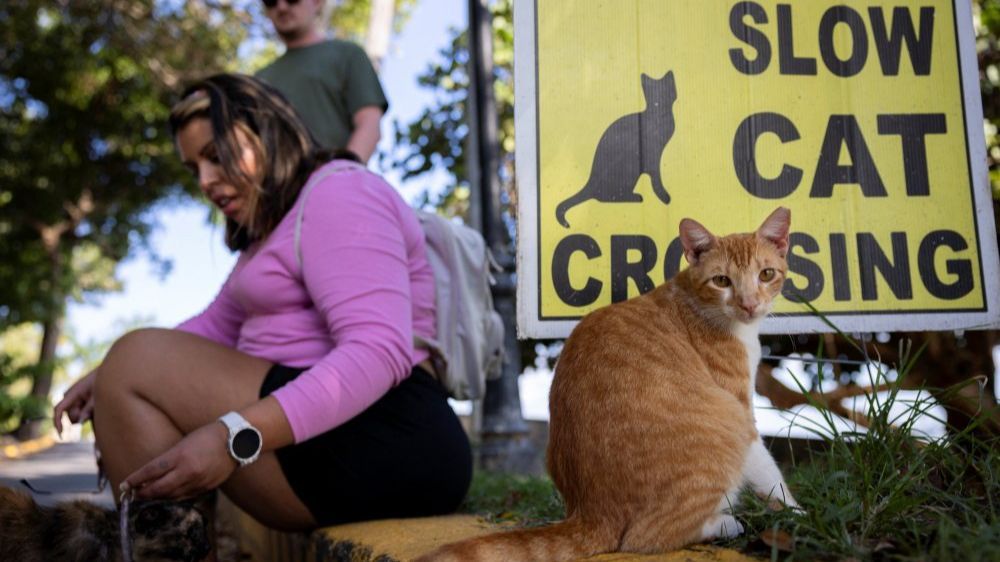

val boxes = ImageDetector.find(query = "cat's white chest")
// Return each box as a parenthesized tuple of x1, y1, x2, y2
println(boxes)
(732, 323, 761, 399)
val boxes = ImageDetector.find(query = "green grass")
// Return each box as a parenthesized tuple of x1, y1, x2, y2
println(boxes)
(720, 333, 1000, 561)
(462, 330, 999, 560)
(726, 425, 999, 561)
(459, 471, 564, 527)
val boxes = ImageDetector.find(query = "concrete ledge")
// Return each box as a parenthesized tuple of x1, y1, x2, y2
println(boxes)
(312, 514, 497, 561)
(584, 547, 760, 561)
(219, 498, 760, 562)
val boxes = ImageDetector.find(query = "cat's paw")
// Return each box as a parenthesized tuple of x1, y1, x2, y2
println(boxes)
(766, 498, 805, 518)
(766, 486, 802, 512)
(701, 514, 745, 540)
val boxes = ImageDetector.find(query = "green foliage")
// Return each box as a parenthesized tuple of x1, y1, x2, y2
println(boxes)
(0, 318, 116, 433)
(382, 0, 514, 220)
(722, 335, 1000, 561)
(326, 0, 418, 42)
(0, 1, 250, 329)
(0, 324, 47, 434)
(460, 471, 565, 527)
(0, 357, 49, 435)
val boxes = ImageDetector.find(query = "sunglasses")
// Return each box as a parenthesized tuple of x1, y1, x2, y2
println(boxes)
(262, 0, 299, 8)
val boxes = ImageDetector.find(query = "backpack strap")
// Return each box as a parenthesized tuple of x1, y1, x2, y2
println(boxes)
(411, 210, 450, 376)
(293, 161, 363, 270)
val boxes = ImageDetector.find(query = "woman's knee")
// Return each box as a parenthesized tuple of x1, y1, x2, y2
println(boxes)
(96, 328, 175, 395)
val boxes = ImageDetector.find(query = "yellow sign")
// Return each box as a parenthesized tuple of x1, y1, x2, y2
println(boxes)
(515, 0, 1000, 337)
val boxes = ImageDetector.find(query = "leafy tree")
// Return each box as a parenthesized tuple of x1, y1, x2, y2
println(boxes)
(0, 0, 251, 438)
(0, 324, 46, 435)
(323, 0, 417, 44)
(0, 319, 123, 437)
(382, 0, 514, 221)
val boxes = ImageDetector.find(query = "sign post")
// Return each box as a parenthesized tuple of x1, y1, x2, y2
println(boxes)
(515, 0, 1000, 338)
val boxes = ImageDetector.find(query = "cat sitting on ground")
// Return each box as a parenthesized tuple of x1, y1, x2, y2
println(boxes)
(0, 485, 212, 562)
(418, 207, 799, 562)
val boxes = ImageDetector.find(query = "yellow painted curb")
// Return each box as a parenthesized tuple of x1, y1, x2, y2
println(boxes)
(583, 545, 761, 561)
(313, 514, 496, 561)
(0, 435, 56, 460)
(314, 518, 759, 561)
(221, 497, 761, 562)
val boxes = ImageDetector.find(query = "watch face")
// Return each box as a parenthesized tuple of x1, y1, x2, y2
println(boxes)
(232, 428, 261, 460)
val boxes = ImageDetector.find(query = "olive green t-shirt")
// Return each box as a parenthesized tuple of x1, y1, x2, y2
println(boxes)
(256, 39, 389, 151)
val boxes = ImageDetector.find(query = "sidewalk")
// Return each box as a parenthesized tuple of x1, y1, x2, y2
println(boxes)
(0, 438, 114, 508)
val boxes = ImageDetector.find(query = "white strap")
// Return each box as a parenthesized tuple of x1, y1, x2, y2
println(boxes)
(293, 162, 360, 270)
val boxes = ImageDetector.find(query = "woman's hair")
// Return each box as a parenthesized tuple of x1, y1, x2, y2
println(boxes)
(169, 73, 357, 251)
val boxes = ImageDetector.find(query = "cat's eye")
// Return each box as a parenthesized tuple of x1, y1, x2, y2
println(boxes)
(759, 268, 776, 282)
(712, 275, 732, 288)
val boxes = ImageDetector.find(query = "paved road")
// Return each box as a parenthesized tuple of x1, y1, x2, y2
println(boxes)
(0, 440, 115, 508)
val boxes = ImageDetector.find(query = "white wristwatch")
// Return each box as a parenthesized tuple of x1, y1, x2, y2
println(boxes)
(218, 412, 262, 467)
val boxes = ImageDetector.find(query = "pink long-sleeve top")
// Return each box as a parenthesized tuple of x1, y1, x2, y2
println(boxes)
(176, 160, 436, 443)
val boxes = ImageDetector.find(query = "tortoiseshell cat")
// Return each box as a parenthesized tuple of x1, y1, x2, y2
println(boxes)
(0, 486, 212, 562)
(556, 71, 678, 228)
(419, 207, 799, 561)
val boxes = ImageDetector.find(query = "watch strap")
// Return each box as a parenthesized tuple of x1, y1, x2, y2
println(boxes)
(219, 411, 251, 433)
(218, 411, 261, 466)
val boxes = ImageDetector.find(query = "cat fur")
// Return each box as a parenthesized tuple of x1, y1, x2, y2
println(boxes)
(0, 485, 212, 562)
(418, 207, 799, 562)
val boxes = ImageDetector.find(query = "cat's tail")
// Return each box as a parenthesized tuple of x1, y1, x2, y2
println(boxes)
(649, 180, 672, 206)
(555, 189, 588, 228)
(414, 517, 617, 562)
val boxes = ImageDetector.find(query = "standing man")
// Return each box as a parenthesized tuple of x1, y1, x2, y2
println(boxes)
(257, 0, 388, 163)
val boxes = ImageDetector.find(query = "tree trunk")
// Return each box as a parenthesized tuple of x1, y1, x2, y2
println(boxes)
(16, 239, 66, 441)
(15, 313, 64, 441)
(364, 0, 395, 72)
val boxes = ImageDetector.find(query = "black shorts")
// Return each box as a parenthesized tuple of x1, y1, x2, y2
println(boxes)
(260, 364, 473, 526)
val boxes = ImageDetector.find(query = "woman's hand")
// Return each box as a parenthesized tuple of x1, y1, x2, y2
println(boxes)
(53, 368, 98, 437)
(123, 422, 238, 500)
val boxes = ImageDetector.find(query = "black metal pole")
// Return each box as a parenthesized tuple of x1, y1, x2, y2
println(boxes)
(467, 0, 530, 472)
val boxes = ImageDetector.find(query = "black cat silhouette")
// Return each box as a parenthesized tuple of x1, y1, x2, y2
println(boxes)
(556, 71, 678, 228)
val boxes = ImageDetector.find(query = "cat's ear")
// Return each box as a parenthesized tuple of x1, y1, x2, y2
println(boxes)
(679, 218, 717, 265)
(757, 207, 791, 257)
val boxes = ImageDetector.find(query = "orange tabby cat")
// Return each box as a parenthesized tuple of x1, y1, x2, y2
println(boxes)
(418, 207, 799, 562)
